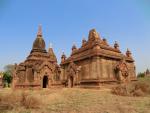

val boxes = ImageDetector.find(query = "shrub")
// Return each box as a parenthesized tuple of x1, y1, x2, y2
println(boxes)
(137, 72, 145, 78)
(112, 81, 150, 97)
(132, 89, 145, 97)
(21, 92, 41, 109)
(2, 71, 13, 87)
(0, 91, 20, 110)
(0, 91, 42, 111)
(111, 85, 129, 96)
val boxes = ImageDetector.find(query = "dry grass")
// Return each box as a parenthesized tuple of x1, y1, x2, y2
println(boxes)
(0, 89, 42, 112)
(21, 91, 41, 109)
(0, 88, 149, 113)
(112, 77, 150, 97)
(0, 77, 150, 113)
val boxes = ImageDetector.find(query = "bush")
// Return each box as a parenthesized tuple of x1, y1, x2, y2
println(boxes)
(137, 72, 145, 78)
(0, 91, 20, 110)
(111, 81, 150, 97)
(111, 85, 129, 96)
(3, 71, 13, 87)
(0, 91, 42, 111)
(132, 89, 144, 97)
(21, 92, 41, 109)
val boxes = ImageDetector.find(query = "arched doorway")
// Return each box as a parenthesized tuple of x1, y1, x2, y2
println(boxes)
(67, 61, 77, 88)
(70, 76, 74, 88)
(69, 76, 74, 88)
(43, 76, 48, 88)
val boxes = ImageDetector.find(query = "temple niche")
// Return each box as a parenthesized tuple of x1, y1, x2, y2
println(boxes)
(12, 26, 61, 89)
(60, 29, 137, 88)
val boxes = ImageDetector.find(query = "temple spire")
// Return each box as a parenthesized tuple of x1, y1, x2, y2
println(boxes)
(114, 41, 119, 49)
(126, 48, 132, 57)
(37, 25, 42, 37)
(32, 25, 46, 52)
(49, 43, 53, 48)
(88, 29, 101, 41)
(72, 43, 77, 51)
(61, 52, 66, 62)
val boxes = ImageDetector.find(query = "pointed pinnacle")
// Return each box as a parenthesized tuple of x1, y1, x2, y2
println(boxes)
(37, 25, 42, 36)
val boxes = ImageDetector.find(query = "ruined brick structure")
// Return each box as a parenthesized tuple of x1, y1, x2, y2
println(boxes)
(145, 69, 150, 77)
(12, 26, 61, 89)
(13, 27, 137, 89)
(60, 29, 137, 88)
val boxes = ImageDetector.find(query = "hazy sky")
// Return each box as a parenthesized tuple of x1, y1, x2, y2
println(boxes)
(0, 0, 150, 73)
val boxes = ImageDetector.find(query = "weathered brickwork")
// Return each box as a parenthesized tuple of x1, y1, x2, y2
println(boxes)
(61, 29, 137, 88)
(12, 27, 137, 89)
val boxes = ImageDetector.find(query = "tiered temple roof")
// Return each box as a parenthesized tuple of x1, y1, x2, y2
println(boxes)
(61, 29, 134, 64)
(25, 26, 57, 63)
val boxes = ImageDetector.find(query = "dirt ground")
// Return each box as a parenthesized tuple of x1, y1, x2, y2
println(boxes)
(0, 86, 150, 113)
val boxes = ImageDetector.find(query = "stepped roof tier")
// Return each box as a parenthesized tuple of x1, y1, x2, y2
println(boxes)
(25, 26, 57, 63)
(61, 29, 134, 64)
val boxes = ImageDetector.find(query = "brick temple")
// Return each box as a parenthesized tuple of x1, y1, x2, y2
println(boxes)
(12, 26, 137, 89)
(12, 26, 61, 89)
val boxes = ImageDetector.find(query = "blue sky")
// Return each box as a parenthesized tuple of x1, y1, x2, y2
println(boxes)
(0, 0, 150, 73)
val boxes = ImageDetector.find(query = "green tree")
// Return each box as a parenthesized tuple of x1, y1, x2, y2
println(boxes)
(137, 72, 145, 78)
(3, 71, 12, 87)
(3, 64, 15, 87)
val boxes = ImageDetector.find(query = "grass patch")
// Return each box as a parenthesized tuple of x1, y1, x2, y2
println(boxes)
(0, 79, 150, 113)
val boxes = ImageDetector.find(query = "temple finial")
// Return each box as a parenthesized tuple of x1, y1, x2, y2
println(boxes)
(37, 25, 42, 36)
(114, 41, 119, 49)
(88, 29, 100, 41)
(49, 43, 53, 48)
(82, 37, 87, 46)
(126, 48, 132, 57)
(72, 43, 77, 51)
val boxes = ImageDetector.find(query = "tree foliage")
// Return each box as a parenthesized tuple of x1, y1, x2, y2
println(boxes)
(3, 71, 12, 87)
(137, 72, 145, 78)
(3, 64, 15, 87)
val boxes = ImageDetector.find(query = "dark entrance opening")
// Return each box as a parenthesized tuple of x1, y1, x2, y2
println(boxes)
(70, 76, 74, 88)
(43, 76, 48, 88)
